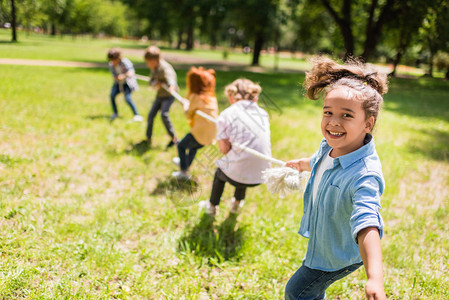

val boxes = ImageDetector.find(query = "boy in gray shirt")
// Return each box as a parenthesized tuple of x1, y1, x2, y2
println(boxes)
(144, 46, 178, 148)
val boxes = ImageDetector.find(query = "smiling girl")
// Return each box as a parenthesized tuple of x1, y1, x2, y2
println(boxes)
(284, 57, 388, 300)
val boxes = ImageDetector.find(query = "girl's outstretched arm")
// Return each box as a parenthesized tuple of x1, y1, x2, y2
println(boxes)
(285, 157, 312, 172)
(357, 227, 386, 300)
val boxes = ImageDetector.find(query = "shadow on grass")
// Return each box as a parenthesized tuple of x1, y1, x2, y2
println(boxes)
(152, 176, 202, 207)
(85, 114, 111, 120)
(408, 128, 449, 161)
(124, 139, 152, 156)
(386, 77, 449, 122)
(178, 213, 246, 262)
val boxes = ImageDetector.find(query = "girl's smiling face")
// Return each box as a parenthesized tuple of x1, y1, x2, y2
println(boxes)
(321, 87, 374, 158)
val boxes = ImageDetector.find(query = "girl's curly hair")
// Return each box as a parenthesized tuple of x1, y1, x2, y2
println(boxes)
(224, 78, 262, 101)
(304, 56, 388, 125)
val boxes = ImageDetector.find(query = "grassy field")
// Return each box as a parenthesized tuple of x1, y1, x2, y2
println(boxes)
(0, 30, 307, 71)
(1, 29, 440, 77)
(1, 32, 449, 299)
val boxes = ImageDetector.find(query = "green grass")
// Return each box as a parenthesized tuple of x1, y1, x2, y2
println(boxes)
(2, 29, 440, 78)
(1, 34, 449, 299)
(0, 29, 310, 71)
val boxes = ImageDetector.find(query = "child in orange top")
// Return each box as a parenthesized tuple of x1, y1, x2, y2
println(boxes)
(172, 67, 219, 180)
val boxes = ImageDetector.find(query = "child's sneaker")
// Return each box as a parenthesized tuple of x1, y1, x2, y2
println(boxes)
(171, 171, 191, 180)
(110, 114, 118, 121)
(133, 115, 144, 122)
(199, 200, 217, 216)
(230, 197, 244, 214)
(172, 157, 180, 167)
(166, 138, 178, 149)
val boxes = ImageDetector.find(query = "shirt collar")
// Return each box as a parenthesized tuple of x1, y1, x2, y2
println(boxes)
(318, 134, 376, 169)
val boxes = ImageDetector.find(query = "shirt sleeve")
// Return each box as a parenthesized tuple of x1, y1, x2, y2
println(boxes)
(164, 63, 178, 88)
(109, 63, 115, 76)
(121, 58, 134, 72)
(350, 174, 384, 244)
(216, 113, 228, 140)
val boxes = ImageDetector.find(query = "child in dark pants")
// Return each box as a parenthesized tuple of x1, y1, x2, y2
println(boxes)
(199, 78, 272, 216)
(144, 45, 178, 148)
(107, 48, 143, 122)
(172, 67, 218, 180)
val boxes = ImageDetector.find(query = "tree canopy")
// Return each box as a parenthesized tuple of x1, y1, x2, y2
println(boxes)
(3, 0, 449, 72)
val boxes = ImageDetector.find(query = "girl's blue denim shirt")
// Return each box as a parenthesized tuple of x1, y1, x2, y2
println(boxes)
(299, 134, 384, 271)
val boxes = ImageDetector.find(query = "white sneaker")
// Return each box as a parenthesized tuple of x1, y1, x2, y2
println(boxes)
(172, 157, 180, 167)
(133, 115, 144, 122)
(230, 197, 244, 214)
(171, 171, 191, 180)
(199, 200, 217, 216)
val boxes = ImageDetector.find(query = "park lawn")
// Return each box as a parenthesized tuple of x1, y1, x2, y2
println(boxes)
(0, 29, 310, 72)
(0, 29, 435, 78)
(0, 40, 449, 298)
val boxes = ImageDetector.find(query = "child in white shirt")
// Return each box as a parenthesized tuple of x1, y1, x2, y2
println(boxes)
(199, 78, 272, 216)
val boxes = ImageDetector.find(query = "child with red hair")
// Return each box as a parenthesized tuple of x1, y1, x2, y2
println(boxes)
(172, 67, 219, 180)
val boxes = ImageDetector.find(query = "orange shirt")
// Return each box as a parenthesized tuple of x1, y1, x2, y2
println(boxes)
(186, 93, 218, 146)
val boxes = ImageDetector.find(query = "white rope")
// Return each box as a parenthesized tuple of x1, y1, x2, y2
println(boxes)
(136, 74, 307, 194)
(160, 83, 286, 167)
(261, 167, 310, 198)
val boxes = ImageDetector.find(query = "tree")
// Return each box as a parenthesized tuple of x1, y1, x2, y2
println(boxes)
(284, 0, 335, 54)
(419, 0, 449, 77)
(384, 1, 431, 76)
(11, 0, 17, 41)
(228, 0, 280, 65)
(318, 0, 398, 61)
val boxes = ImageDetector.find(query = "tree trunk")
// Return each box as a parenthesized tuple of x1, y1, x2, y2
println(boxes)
(11, 0, 17, 42)
(176, 29, 183, 49)
(445, 70, 449, 80)
(51, 23, 56, 36)
(210, 30, 217, 49)
(341, 24, 354, 59)
(252, 34, 264, 66)
(427, 51, 434, 77)
(361, 0, 396, 61)
(320, 0, 354, 59)
(390, 50, 403, 77)
(186, 22, 194, 50)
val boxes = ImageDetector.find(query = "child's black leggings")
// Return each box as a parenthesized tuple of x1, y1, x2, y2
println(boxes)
(209, 168, 259, 206)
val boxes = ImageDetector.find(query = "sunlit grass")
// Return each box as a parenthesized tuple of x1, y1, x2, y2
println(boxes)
(1, 29, 441, 77)
(0, 37, 448, 298)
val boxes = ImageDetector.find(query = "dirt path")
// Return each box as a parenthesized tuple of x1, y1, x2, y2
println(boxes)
(0, 53, 272, 73)
(0, 54, 423, 78)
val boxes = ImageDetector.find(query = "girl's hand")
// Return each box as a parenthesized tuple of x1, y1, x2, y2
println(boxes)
(117, 74, 125, 81)
(365, 278, 386, 300)
(218, 139, 231, 154)
(285, 157, 312, 172)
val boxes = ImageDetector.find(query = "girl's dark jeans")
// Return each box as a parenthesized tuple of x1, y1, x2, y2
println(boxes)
(177, 133, 204, 171)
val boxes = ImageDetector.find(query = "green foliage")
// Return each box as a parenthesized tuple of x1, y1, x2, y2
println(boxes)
(434, 51, 449, 71)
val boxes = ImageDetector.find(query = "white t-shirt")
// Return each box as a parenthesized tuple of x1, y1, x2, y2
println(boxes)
(215, 100, 271, 184)
(312, 150, 334, 204)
